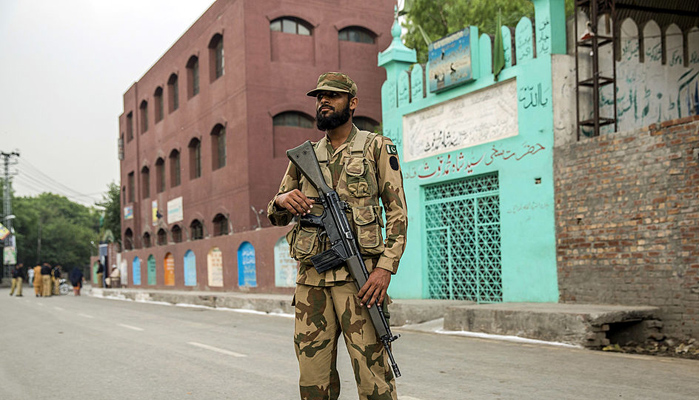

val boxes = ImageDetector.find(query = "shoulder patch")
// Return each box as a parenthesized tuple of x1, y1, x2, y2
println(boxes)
(386, 144, 398, 155)
(389, 156, 400, 171)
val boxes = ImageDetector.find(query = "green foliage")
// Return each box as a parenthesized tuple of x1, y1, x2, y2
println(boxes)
(96, 181, 121, 245)
(401, 0, 575, 64)
(12, 193, 99, 268)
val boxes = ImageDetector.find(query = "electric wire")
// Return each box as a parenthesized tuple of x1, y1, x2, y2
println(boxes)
(10, 158, 105, 206)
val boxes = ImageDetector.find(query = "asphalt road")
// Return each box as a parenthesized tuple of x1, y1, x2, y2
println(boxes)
(1, 286, 698, 400)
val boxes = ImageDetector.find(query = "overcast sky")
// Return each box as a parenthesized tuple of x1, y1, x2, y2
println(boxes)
(0, 0, 216, 206)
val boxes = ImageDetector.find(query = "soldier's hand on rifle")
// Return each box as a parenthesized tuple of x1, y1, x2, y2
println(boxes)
(276, 189, 315, 216)
(358, 267, 391, 308)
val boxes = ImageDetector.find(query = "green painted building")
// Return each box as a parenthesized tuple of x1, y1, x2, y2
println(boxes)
(380, 0, 566, 302)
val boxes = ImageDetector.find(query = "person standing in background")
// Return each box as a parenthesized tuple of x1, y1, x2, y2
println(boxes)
(10, 264, 24, 297)
(41, 263, 52, 297)
(52, 265, 62, 295)
(33, 265, 43, 297)
(27, 264, 34, 286)
(69, 267, 84, 296)
(96, 261, 105, 288)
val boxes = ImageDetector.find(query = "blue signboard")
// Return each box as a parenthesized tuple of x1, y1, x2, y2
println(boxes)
(132, 257, 141, 286)
(184, 250, 197, 286)
(428, 28, 473, 92)
(237, 242, 257, 287)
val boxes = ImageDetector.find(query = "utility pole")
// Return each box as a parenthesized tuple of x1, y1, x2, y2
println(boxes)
(2, 150, 20, 279)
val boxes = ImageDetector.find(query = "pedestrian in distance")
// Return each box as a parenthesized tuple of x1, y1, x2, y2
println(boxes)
(268, 72, 408, 400)
(33, 264, 42, 297)
(40, 263, 52, 297)
(106, 266, 120, 288)
(52, 265, 62, 295)
(69, 267, 84, 296)
(27, 264, 34, 286)
(10, 263, 24, 297)
(96, 261, 105, 288)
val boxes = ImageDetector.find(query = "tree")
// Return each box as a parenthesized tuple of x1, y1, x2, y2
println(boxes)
(97, 181, 121, 246)
(12, 193, 99, 268)
(401, 0, 575, 64)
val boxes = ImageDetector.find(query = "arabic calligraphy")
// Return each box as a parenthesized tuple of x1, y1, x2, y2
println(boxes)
(506, 201, 551, 214)
(484, 142, 545, 165)
(404, 142, 546, 180)
(537, 18, 551, 55)
(519, 83, 550, 109)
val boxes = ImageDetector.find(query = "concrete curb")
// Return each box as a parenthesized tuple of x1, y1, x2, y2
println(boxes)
(90, 288, 663, 348)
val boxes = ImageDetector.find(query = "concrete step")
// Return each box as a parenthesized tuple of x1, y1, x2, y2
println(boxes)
(444, 302, 662, 348)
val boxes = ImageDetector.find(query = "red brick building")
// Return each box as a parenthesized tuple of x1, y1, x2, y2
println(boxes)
(118, 0, 395, 292)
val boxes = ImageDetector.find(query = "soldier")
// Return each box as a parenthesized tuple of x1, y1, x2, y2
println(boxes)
(40, 263, 52, 297)
(268, 72, 407, 400)
(9, 263, 23, 297)
(33, 264, 42, 297)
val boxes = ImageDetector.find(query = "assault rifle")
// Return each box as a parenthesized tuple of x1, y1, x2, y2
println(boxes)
(287, 140, 401, 378)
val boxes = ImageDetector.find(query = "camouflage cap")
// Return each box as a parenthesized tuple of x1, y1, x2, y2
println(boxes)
(306, 72, 357, 97)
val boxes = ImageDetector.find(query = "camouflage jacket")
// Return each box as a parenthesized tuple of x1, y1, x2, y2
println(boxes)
(267, 125, 408, 286)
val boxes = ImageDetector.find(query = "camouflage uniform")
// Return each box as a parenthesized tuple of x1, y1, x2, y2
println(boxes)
(268, 72, 408, 400)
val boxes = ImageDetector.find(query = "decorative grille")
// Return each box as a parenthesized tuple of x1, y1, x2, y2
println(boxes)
(424, 173, 502, 302)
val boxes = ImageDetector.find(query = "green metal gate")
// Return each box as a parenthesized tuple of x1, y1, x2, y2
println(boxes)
(424, 172, 502, 302)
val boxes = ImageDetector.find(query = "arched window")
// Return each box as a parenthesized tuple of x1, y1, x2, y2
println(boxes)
(339, 27, 376, 44)
(139, 100, 149, 133)
(126, 112, 134, 141)
(157, 228, 167, 246)
(213, 213, 229, 236)
(186, 55, 200, 98)
(141, 166, 150, 199)
(168, 74, 179, 112)
(209, 34, 224, 81)
(273, 112, 314, 128)
(127, 172, 135, 202)
(270, 17, 311, 36)
(169, 149, 181, 187)
(172, 225, 182, 243)
(124, 228, 134, 251)
(188, 138, 201, 179)
(143, 232, 152, 248)
(353, 116, 380, 133)
(155, 158, 165, 193)
(190, 220, 204, 241)
(211, 124, 226, 170)
(154, 87, 164, 123)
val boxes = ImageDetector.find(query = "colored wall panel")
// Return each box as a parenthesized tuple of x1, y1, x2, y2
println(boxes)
(184, 250, 197, 286)
(237, 242, 257, 288)
(132, 257, 141, 286)
(164, 253, 175, 286)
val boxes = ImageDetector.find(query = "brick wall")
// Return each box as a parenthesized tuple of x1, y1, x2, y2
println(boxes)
(555, 116, 699, 339)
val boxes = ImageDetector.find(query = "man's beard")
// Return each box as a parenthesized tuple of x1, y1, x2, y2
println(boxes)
(316, 101, 351, 131)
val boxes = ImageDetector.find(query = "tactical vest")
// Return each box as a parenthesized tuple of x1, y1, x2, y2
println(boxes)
(289, 130, 385, 262)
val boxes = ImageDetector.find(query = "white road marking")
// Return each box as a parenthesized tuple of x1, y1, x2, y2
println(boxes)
(78, 313, 94, 319)
(188, 342, 247, 358)
(118, 324, 144, 331)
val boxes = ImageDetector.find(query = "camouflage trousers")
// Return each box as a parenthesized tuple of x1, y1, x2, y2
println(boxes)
(294, 281, 397, 400)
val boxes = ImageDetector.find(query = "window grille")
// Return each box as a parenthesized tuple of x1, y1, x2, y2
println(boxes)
(424, 172, 502, 302)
